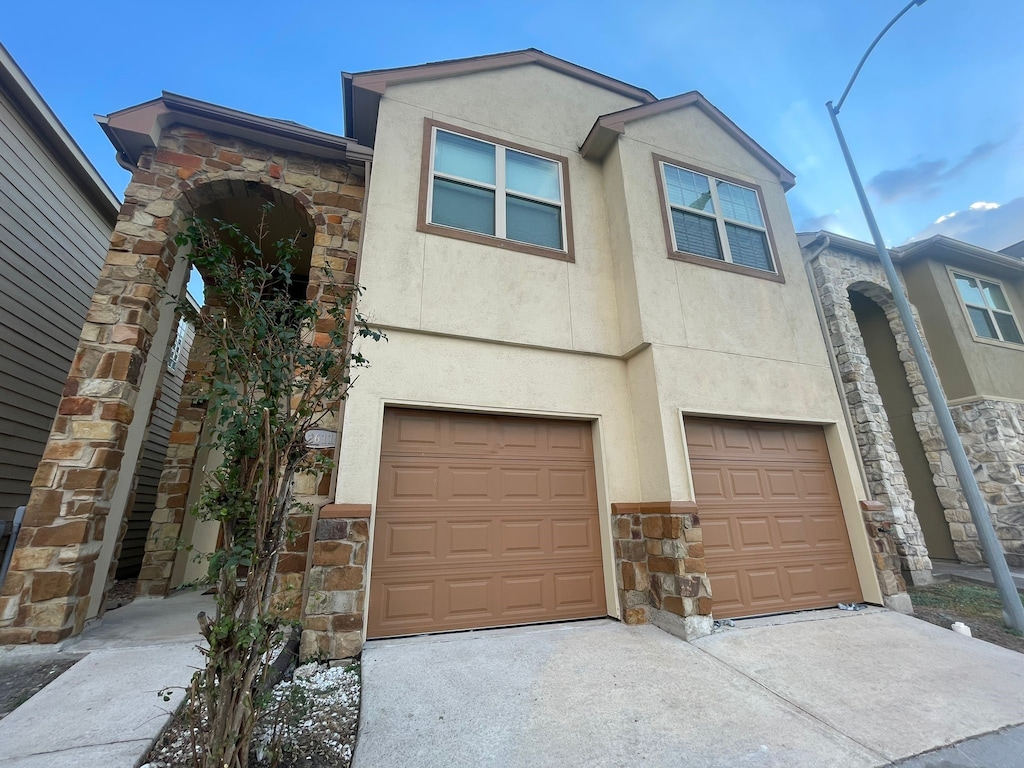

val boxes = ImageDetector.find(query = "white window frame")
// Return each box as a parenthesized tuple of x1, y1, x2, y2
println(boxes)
(948, 266, 1024, 348)
(425, 126, 568, 254)
(167, 318, 187, 371)
(658, 160, 776, 274)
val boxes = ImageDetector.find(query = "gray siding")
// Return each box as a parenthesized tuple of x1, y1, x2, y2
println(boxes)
(0, 78, 113, 526)
(117, 321, 195, 579)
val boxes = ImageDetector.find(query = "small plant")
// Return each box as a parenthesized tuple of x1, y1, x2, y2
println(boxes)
(172, 208, 380, 768)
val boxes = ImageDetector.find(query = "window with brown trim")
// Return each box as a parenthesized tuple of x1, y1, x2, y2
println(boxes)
(951, 268, 1024, 345)
(417, 120, 574, 262)
(654, 154, 783, 283)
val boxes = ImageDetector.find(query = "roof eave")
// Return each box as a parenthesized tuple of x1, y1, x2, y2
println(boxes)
(0, 43, 120, 222)
(580, 92, 796, 190)
(99, 92, 372, 170)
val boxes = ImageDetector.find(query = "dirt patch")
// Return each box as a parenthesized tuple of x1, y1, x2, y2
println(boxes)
(909, 581, 1024, 654)
(0, 654, 83, 719)
(104, 578, 138, 612)
(143, 661, 360, 767)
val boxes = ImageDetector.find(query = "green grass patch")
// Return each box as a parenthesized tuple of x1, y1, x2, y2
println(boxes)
(909, 582, 1024, 621)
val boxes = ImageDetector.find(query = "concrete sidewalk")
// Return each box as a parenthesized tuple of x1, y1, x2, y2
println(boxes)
(0, 589, 210, 768)
(355, 610, 1024, 768)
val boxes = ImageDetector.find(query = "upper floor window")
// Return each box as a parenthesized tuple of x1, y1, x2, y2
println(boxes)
(656, 156, 781, 282)
(952, 270, 1023, 345)
(419, 120, 573, 261)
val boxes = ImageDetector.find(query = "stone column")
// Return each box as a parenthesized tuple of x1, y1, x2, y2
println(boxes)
(0, 187, 180, 644)
(299, 504, 369, 660)
(612, 502, 711, 640)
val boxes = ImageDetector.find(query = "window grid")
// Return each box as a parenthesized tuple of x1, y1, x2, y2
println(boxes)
(660, 161, 775, 274)
(952, 270, 1023, 345)
(427, 127, 566, 252)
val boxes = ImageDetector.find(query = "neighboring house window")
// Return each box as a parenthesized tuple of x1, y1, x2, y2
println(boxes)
(167, 319, 187, 371)
(418, 120, 574, 261)
(952, 271, 1023, 345)
(655, 155, 782, 282)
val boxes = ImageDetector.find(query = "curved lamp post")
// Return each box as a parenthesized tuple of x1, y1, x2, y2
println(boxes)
(827, 0, 1024, 631)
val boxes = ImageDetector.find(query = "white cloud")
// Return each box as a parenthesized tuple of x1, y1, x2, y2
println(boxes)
(908, 197, 1024, 251)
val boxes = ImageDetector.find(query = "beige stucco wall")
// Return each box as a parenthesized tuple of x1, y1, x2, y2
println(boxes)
(339, 62, 883, 612)
(357, 65, 643, 356)
(904, 259, 1024, 402)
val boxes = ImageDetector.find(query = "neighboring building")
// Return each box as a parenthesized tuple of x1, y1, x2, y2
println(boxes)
(3, 50, 911, 654)
(801, 231, 1024, 571)
(0, 44, 119, 574)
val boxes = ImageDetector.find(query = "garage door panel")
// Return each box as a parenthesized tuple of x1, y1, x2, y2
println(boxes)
(378, 458, 597, 508)
(382, 521, 438, 559)
(553, 570, 602, 609)
(728, 468, 764, 498)
(369, 410, 606, 638)
(389, 465, 440, 499)
(500, 519, 545, 554)
(737, 517, 773, 548)
(686, 417, 862, 619)
(449, 467, 492, 499)
(691, 467, 727, 499)
(701, 517, 736, 552)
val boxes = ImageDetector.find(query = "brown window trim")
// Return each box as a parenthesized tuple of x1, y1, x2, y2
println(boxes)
(652, 153, 785, 285)
(417, 118, 575, 263)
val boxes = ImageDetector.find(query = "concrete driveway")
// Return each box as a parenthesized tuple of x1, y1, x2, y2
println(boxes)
(354, 609, 1024, 767)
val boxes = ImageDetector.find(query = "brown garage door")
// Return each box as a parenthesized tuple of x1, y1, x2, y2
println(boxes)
(686, 418, 862, 619)
(367, 408, 607, 638)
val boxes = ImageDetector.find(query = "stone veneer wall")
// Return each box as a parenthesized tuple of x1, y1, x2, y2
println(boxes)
(0, 123, 365, 644)
(810, 246, 938, 582)
(300, 504, 370, 660)
(612, 502, 712, 640)
(950, 399, 1024, 567)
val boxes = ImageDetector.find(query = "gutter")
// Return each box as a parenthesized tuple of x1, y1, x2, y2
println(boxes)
(802, 234, 873, 498)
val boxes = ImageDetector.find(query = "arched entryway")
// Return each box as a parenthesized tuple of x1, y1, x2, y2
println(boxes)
(848, 289, 956, 560)
(0, 95, 370, 644)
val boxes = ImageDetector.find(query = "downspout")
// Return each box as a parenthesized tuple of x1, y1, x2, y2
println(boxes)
(802, 235, 873, 497)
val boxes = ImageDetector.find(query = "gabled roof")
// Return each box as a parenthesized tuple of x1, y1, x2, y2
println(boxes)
(799, 230, 1024, 275)
(98, 92, 372, 169)
(342, 48, 656, 147)
(0, 43, 119, 222)
(580, 92, 796, 190)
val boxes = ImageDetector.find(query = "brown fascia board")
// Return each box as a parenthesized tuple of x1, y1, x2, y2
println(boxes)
(801, 230, 1024, 275)
(98, 91, 372, 169)
(896, 235, 1024, 274)
(581, 92, 796, 190)
(0, 43, 120, 222)
(343, 48, 656, 146)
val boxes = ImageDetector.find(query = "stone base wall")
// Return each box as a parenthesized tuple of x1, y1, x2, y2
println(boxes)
(612, 502, 712, 641)
(950, 399, 1024, 567)
(299, 504, 369, 660)
(860, 500, 912, 612)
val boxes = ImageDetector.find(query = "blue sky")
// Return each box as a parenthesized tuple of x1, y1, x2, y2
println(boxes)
(4, 0, 1023, 252)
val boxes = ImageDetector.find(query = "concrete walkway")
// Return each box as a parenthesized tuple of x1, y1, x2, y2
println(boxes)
(0, 589, 210, 767)
(355, 610, 1024, 768)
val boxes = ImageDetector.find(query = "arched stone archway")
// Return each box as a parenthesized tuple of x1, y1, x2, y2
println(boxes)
(0, 113, 367, 643)
(808, 242, 978, 591)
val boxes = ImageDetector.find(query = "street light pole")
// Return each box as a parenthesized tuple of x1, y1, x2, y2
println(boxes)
(827, 0, 1024, 631)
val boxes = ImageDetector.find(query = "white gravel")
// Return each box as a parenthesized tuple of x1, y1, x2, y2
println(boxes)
(143, 661, 360, 768)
